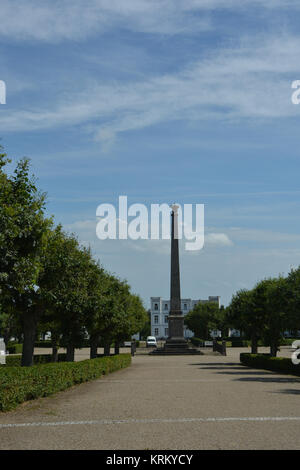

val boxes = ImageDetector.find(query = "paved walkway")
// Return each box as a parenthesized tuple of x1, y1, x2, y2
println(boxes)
(1, 348, 300, 449)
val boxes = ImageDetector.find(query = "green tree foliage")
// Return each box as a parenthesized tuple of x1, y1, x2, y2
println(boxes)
(86, 274, 147, 356)
(228, 275, 297, 356)
(0, 149, 52, 366)
(38, 227, 95, 361)
(184, 302, 223, 340)
(112, 291, 147, 350)
(226, 288, 261, 353)
(285, 267, 300, 335)
(252, 278, 286, 357)
(0, 147, 147, 366)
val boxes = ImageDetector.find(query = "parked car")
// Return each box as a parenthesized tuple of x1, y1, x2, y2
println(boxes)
(146, 336, 157, 348)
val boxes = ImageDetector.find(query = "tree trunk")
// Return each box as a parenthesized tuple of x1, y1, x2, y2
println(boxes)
(251, 333, 258, 354)
(52, 345, 58, 362)
(104, 342, 110, 356)
(3, 330, 10, 350)
(90, 335, 99, 359)
(270, 342, 278, 357)
(114, 342, 120, 355)
(51, 333, 59, 362)
(21, 311, 36, 367)
(66, 345, 75, 362)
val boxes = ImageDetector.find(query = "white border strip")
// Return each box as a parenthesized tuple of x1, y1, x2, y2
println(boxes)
(1, 416, 300, 429)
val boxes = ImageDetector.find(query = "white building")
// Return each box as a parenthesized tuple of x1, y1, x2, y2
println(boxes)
(150, 296, 220, 339)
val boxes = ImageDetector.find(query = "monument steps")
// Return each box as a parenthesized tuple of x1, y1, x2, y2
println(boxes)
(150, 347, 203, 355)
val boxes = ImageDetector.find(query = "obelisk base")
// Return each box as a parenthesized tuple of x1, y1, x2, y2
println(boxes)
(150, 314, 202, 355)
(165, 314, 188, 350)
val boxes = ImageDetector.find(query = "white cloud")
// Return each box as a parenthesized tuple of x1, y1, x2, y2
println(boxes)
(0, 1, 298, 43)
(1, 33, 300, 143)
(0, 0, 211, 42)
(205, 233, 233, 246)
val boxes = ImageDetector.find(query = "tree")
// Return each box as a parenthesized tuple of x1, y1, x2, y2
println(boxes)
(111, 291, 147, 352)
(84, 263, 111, 359)
(0, 150, 52, 366)
(285, 267, 300, 336)
(228, 278, 290, 356)
(185, 302, 222, 340)
(227, 289, 260, 353)
(255, 277, 289, 357)
(0, 147, 150, 365)
(38, 226, 93, 362)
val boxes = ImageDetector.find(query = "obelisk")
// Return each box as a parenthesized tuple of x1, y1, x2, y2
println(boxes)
(165, 204, 188, 349)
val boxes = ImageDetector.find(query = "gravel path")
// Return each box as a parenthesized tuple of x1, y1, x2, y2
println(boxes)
(0, 347, 299, 450)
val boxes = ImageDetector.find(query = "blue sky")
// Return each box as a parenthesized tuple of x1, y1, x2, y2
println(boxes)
(1, 0, 300, 307)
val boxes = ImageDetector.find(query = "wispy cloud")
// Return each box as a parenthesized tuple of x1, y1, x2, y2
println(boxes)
(229, 227, 300, 244)
(1, 34, 299, 146)
(0, 1, 299, 43)
(0, 0, 211, 42)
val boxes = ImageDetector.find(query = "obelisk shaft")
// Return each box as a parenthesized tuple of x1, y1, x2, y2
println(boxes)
(170, 208, 181, 314)
(167, 205, 186, 345)
(150, 205, 198, 354)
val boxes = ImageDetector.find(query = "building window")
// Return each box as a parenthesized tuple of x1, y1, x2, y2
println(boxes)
(164, 303, 168, 310)
(165, 328, 168, 336)
(154, 303, 158, 310)
(154, 315, 158, 324)
(184, 303, 187, 310)
(154, 328, 159, 336)
(164, 316, 168, 323)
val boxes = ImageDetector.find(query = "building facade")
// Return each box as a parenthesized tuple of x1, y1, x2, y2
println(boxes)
(150, 296, 221, 339)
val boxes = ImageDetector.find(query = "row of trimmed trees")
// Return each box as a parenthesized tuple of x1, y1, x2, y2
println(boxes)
(185, 271, 300, 357)
(0, 148, 148, 366)
(227, 272, 300, 356)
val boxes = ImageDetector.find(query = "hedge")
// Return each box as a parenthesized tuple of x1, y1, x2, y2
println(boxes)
(0, 354, 131, 412)
(190, 337, 229, 347)
(240, 353, 300, 376)
(5, 354, 67, 367)
(228, 338, 300, 347)
(190, 337, 248, 348)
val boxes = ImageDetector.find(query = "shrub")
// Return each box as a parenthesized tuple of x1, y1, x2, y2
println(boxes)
(7, 343, 23, 354)
(0, 354, 131, 411)
(279, 338, 300, 346)
(190, 337, 205, 347)
(34, 341, 52, 348)
(240, 353, 300, 376)
(223, 338, 249, 347)
(230, 340, 246, 347)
